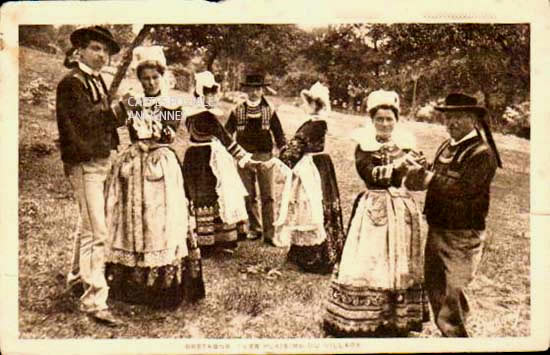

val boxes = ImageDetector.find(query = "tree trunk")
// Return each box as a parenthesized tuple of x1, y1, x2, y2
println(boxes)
(206, 48, 219, 71)
(482, 90, 505, 132)
(412, 78, 418, 112)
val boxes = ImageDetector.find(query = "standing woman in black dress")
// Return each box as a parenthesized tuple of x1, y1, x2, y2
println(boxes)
(275, 82, 346, 274)
(182, 71, 259, 254)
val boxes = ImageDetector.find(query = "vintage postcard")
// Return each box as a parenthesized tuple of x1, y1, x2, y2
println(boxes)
(0, 0, 549, 354)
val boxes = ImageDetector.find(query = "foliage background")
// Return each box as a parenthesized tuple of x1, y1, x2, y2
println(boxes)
(19, 23, 530, 137)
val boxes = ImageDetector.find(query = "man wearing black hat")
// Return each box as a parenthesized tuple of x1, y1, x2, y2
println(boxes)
(404, 93, 502, 337)
(56, 26, 128, 326)
(225, 72, 286, 245)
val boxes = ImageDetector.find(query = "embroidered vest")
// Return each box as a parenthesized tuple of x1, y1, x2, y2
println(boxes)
(432, 138, 487, 180)
(235, 103, 271, 131)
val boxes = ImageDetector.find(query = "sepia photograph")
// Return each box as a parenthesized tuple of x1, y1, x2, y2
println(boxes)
(1, 0, 549, 354)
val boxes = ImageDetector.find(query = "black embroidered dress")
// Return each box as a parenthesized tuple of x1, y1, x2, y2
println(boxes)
(278, 117, 346, 274)
(182, 111, 250, 250)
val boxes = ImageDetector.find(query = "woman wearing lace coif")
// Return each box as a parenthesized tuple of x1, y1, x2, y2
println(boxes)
(104, 46, 205, 309)
(274, 82, 346, 274)
(323, 89, 429, 337)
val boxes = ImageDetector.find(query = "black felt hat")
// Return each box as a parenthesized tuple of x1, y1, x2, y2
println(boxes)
(437, 93, 502, 168)
(241, 72, 270, 87)
(70, 26, 120, 55)
(435, 93, 487, 117)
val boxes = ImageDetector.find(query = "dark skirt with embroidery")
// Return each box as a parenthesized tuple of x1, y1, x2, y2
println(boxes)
(182, 145, 246, 249)
(323, 190, 429, 337)
(324, 281, 428, 337)
(105, 242, 205, 309)
(286, 154, 346, 274)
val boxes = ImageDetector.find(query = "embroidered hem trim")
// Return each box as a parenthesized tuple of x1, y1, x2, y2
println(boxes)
(107, 245, 187, 268)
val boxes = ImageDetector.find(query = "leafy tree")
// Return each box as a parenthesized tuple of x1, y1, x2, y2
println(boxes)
(56, 25, 78, 52)
(104, 24, 135, 48)
(381, 23, 529, 126)
(19, 25, 58, 53)
(303, 24, 390, 107)
(150, 24, 305, 77)
(302, 23, 529, 126)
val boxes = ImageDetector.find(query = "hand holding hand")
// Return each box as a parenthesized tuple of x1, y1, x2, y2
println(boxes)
(244, 159, 262, 170)
(392, 155, 409, 172)
(162, 127, 174, 142)
(402, 152, 425, 171)
(408, 150, 428, 168)
(260, 159, 276, 170)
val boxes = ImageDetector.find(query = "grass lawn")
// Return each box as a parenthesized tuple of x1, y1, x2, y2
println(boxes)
(18, 47, 530, 338)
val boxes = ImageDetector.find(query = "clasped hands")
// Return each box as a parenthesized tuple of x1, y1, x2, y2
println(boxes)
(373, 151, 427, 184)
(244, 158, 276, 171)
(394, 150, 427, 173)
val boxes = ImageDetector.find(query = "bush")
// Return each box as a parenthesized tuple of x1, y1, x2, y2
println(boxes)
(21, 78, 55, 107)
(414, 99, 445, 124)
(280, 71, 323, 97)
(413, 98, 530, 139)
(501, 101, 530, 139)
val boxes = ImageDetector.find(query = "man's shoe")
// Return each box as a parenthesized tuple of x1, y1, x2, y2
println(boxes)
(89, 309, 123, 327)
(65, 281, 85, 299)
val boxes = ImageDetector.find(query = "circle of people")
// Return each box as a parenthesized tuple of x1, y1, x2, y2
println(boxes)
(56, 26, 502, 337)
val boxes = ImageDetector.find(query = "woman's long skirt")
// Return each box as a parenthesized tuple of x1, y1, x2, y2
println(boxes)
(182, 145, 247, 251)
(285, 153, 346, 274)
(105, 144, 205, 309)
(323, 189, 429, 336)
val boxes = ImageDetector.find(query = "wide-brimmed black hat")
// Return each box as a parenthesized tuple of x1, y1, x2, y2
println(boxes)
(70, 26, 120, 55)
(241, 73, 270, 87)
(436, 92, 502, 168)
(435, 93, 487, 117)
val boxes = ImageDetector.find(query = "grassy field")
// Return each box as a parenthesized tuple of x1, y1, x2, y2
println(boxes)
(18, 47, 530, 338)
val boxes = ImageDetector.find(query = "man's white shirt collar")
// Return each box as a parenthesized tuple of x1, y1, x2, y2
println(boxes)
(246, 98, 262, 107)
(450, 129, 478, 146)
(78, 61, 101, 77)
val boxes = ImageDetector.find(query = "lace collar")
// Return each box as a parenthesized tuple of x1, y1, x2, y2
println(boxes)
(350, 123, 417, 152)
